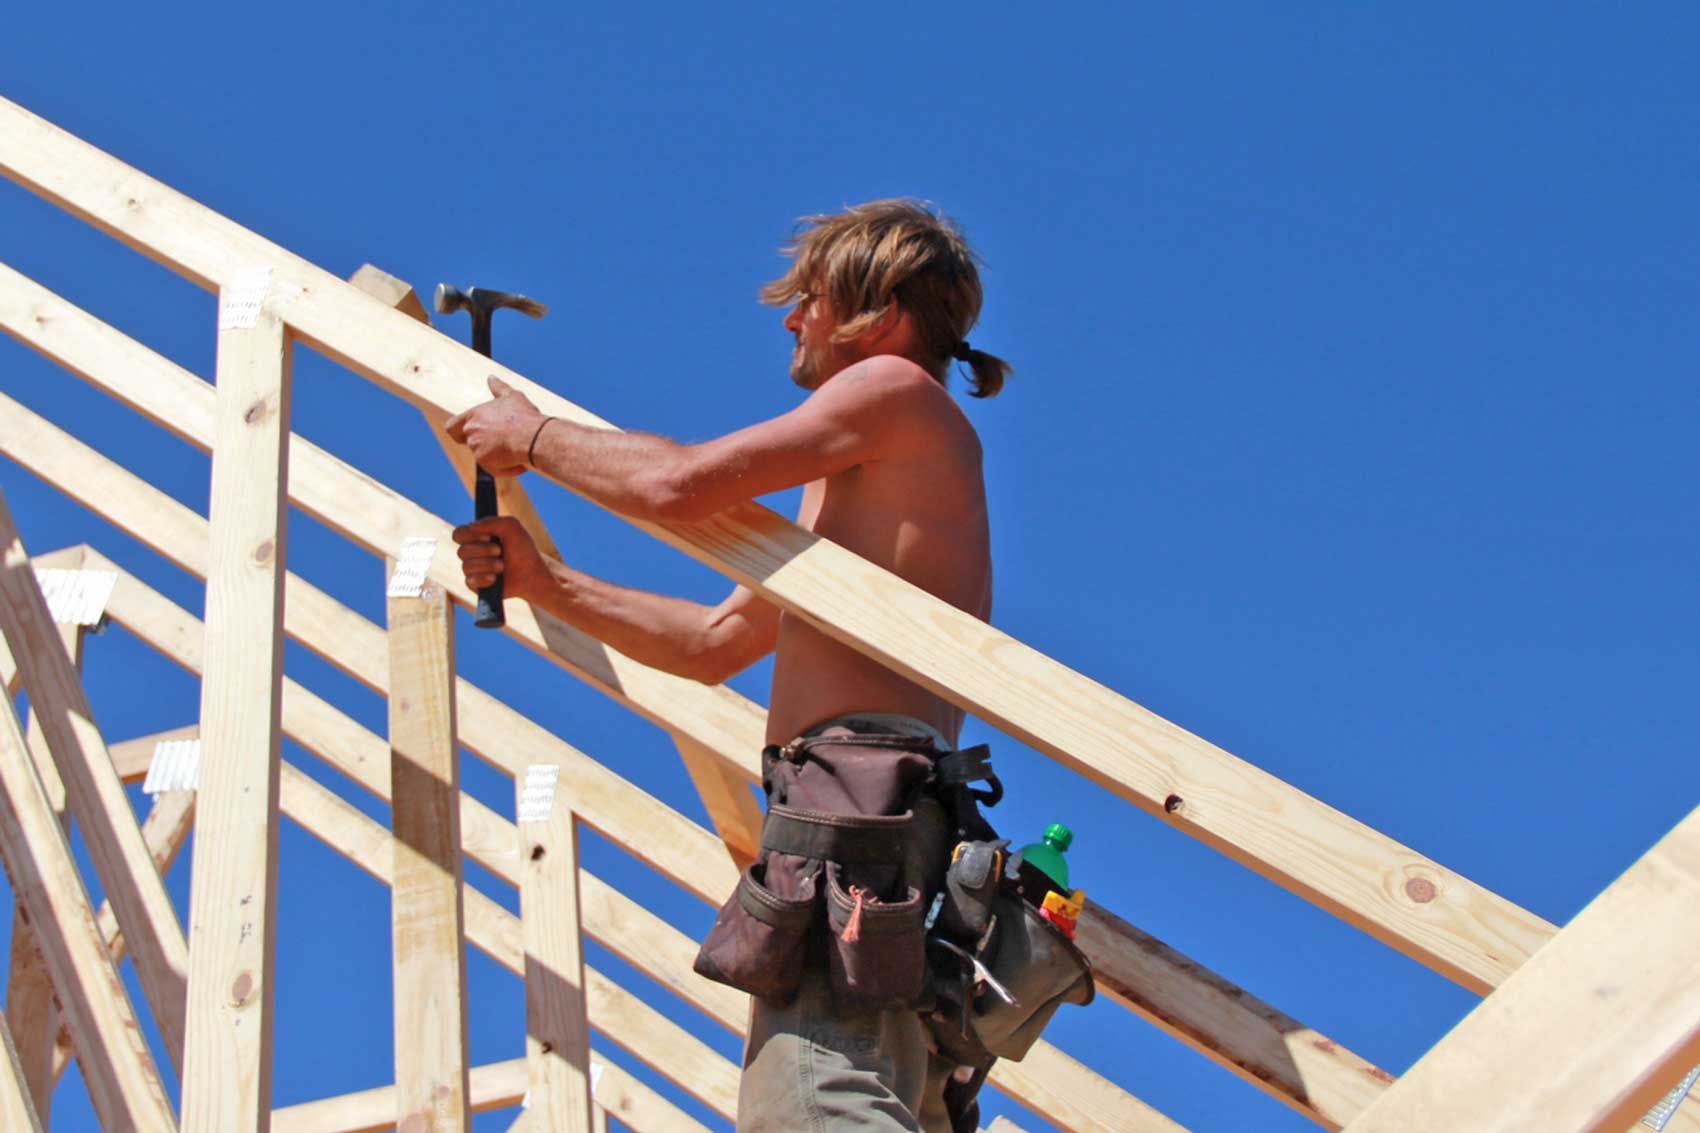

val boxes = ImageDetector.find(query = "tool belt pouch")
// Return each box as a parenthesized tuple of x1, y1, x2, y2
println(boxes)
(694, 731, 951, 1007)
(693, 858, 818, 1005)
(824, 861, 927, 1007)
(930, 881, 1096, 1065)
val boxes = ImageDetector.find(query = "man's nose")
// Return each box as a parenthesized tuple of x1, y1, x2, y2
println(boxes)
(783, 305, 802, 333)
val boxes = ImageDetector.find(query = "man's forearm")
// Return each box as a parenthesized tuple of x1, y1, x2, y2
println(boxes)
(528, 419, 691, 519)
(525, 554, 718, 679)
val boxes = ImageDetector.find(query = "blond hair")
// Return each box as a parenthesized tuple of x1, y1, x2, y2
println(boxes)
(760, 199, 1012, 398)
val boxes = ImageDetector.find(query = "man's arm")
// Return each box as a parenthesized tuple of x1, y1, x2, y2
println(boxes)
(444, 357, 946, 521)
(454, 516, 781, 684)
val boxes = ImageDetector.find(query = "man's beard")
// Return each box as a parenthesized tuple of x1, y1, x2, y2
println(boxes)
(790, 341, 822, 389)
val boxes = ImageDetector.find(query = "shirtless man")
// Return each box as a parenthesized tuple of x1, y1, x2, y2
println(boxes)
(447, 199, 1010, 1132)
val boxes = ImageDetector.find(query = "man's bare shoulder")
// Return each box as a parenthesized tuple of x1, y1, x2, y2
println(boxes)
(813, 355, 977, 446)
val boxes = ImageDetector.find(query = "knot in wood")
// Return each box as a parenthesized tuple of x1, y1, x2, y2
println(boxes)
(530, 844, 547, 861)
(1404, 877, 1438, 904)
(253, 539, 275, 566)
(243, 397, 270, 425)
(1163, 793, 1185, 814)
(230, 970, 255, 1006)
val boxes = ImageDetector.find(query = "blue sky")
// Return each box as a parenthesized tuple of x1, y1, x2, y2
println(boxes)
(2, 5, 1697, 1130)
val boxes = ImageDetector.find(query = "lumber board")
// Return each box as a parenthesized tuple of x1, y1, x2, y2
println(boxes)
(270, 1054, 706, 1133)
(351, 257, 765, 872)
(5, 619, 80, 1122)
(0, 1013, 44, 1133)
(386, 568, 471, 1133)
(54, 787, 198, 1084)
(516, 772, 596, 1132)
(181, 287, 291, 1131)
(1074, 902, 1392, 1129)
(0, 98, 1556, 995)
(0, 400, 1409, 1131)
(0, 260, 766, 787)
(74, 544, 1179, 1129)
(274, 765, 743, 1120)
(0, 662, 176, 1128)
(1346, 805, 1700, 1133)
(271, 1058, 525, 1133)
(0, 491, 191, 1072)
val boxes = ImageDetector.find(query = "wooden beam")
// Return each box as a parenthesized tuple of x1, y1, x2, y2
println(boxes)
(516, 769, 596, 1132)
(271, 1057, 525, 1133)
(270, 1054, 707, 1133)
(0, 418, 1412, 1129)
(1074, 901, 1392, 1129)
(386, 564, 471, 1133)
(54, 788, 198, 1084)
(181, 281, 292, 1131)
(347, 262, 765, 870)
(29, 532, 1173, 1131)
(0, 490, 191, 1071)
(0, 1014, 45, 1133)
(0, 262, 766, 787)
(275, 764, 744, 1120)
(0, 663, 176, 1127)
(1346, 804, 1700, 1133)
(6, 619, 81, 1123)
(0, 99, 1556, 994)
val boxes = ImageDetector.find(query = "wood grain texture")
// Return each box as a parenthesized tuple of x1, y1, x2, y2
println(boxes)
(270, 1053, 706, 1133)
(271, 1057, 525, 1133)
(516, 776, 596, 1132)
(0, 1014, 45, 1133)
(181, 300, 291, 1132)
(275, 764, 743, 1120)
(54, 788, 197, 1085)
(1347, 805, 1700, 1133)
(386, 572, 470, 1133)
(5, 620, 80, 1122)
(0, 389, 1401, 1128)
(0, 492, 191, 1076)
(0, 662, 176, 1128)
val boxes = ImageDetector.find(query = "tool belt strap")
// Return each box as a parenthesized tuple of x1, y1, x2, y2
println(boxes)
(933, 745, 995, 786)
(760, 805, 914, 866)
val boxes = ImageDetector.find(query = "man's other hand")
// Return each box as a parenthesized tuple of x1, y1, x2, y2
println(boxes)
(453, 516, 548, 601)
(443, 376, 544, 476)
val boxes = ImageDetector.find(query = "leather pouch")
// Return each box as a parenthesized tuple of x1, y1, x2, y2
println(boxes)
(693, 860, 819, 1005)
(824, 861, 928, 1007)
(938, 839, 1007, 941)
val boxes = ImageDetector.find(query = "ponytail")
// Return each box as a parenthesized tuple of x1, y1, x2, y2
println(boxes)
(951, 340, 1013, 399)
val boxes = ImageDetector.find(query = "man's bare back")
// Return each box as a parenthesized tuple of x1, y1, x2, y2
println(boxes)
(766, 359, 990, 744)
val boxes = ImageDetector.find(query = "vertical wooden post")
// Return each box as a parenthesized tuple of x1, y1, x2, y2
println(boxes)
(6, 619, 82, 1121)
(387, 558, 471, 1133)
(182, 275, 292, 1132)
(517, 766, 596, 1132)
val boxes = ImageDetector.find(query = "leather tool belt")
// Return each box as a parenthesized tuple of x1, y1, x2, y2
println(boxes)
(692, 725, 1095, 1130)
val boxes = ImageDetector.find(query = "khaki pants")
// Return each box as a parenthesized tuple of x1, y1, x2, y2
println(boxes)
(737, 970, 955, 1133)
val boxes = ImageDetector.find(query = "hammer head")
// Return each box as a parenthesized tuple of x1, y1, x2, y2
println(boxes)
(433, 284, 548, 320)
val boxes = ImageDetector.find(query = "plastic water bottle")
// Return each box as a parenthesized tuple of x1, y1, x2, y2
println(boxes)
(1018, 822, 1073, 891)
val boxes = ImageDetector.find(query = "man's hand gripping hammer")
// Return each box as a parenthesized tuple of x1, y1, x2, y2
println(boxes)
(433, 283, 549, 629)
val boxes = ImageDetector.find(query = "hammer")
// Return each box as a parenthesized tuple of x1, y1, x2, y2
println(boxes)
(433, 283, 549, 629)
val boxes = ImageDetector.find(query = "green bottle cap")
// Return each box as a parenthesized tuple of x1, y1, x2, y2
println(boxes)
(1044, 823, 1074, 851)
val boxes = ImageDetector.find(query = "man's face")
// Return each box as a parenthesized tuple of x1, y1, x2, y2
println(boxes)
(783, 289, 852, 390)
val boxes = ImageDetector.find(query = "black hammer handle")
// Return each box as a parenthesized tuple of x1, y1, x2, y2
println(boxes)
(473, 467, 505, 628)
